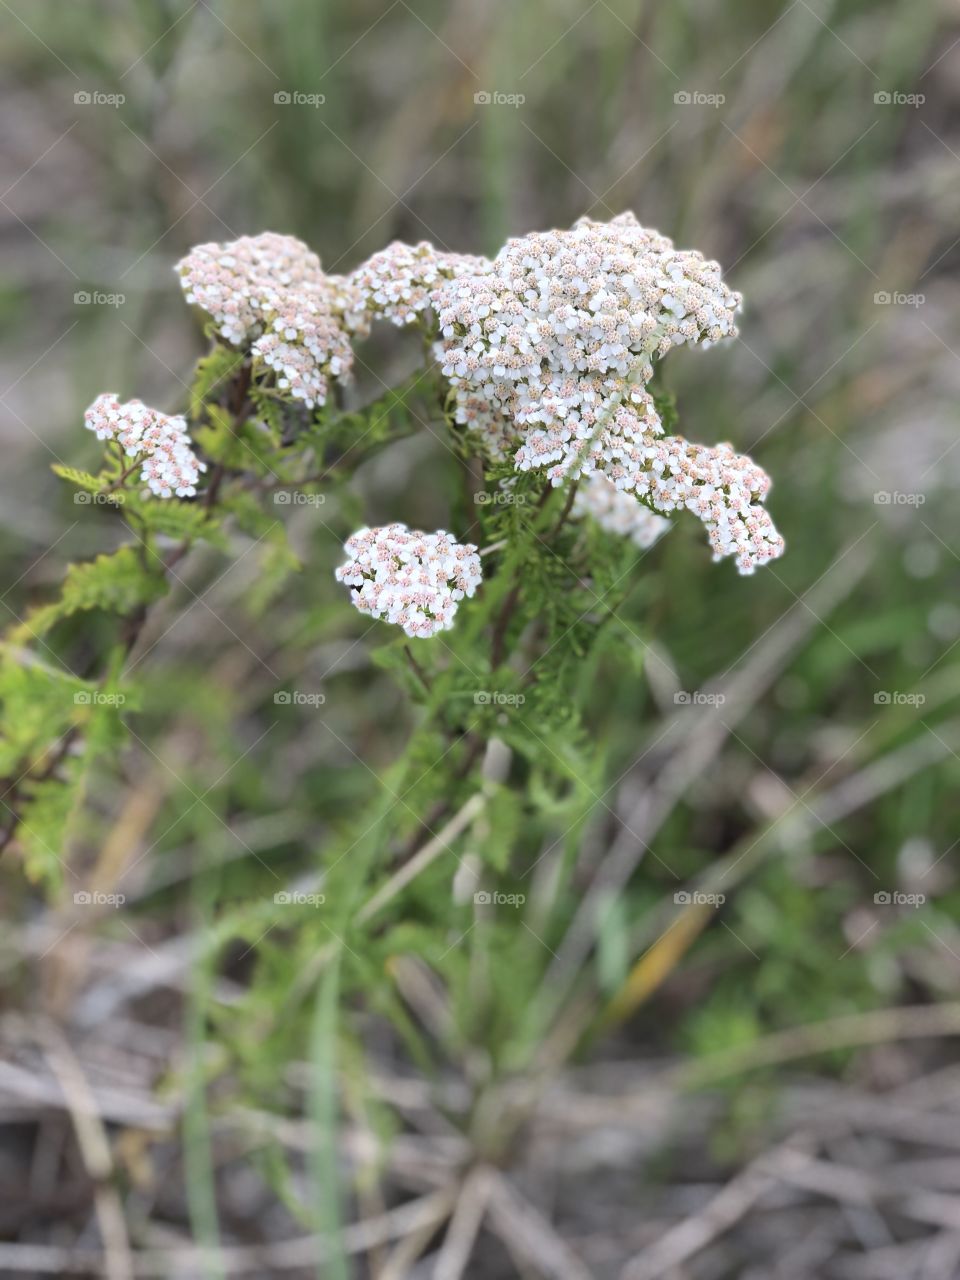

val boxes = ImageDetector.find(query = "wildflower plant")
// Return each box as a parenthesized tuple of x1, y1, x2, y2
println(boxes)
(1, 215, 784, 1251)
(335, 524, 482, 639)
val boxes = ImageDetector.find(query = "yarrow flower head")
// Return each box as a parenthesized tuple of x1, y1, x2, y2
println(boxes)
(335, 523, 482, 639)
(84, 394, 206, 498)
(349, 241, 490, 328)
(590, 405, 783, 573)
(176, 232, 366, 409)
(573, 473, 672, 550)
(423, 211, 783, 574)
(432, 210, 740, 464)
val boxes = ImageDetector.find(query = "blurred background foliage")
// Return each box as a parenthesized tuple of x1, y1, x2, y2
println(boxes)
(2, 0, 960, 1274)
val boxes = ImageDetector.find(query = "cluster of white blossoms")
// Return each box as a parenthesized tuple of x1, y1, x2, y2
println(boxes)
(334, 524, 482, 639)
(350, 240, 490, 328)
(589, 404, 783, 573)
(431, 211, 740, 454)
(176, 232, 367, 409)
(420, 211, 783, 574)
(548, 396, 781, 573)
(573, 473, 672, 550)
(72, 216, 783, 641)
(84, 394, 206, 498)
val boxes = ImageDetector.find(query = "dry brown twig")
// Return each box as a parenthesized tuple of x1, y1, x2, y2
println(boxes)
(36, 1020, 134, 1280)
(432, 1164, 496, 1280)
(619, 1137, 817, 1280)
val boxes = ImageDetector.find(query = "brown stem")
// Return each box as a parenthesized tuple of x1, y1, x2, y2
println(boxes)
(462, 452, 485, 544)
(0, 726, 82, 855)
(105, 458, 141, 492)
(403, 644, 432, 695)
(490, 582, 523, 671)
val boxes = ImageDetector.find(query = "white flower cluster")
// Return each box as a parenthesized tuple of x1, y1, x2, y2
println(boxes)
(350, 241, 490, 327)
(425, 212, 782, 574)
(598, 412, 783, 573)
(176, 232, 367, 409)
(573, 474, 672, 550)
(334, 523, 482, 639)
(432, 211, 740, 464)
(84, 394, 206, 498)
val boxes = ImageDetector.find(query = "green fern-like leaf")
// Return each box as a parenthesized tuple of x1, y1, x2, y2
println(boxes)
(478, 786, 522, 872)
(17, 772, 79, 888)
(0, 654, 82, 772)
(0, 649, 134, 890)
(51, 465, 106, 493)
(195, 406, 292, 478)
(124, 495, 227, 549)
(13, 547, 167, 641)
(189, 345, 245, 417)
(245, 539, 302, 615)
